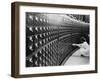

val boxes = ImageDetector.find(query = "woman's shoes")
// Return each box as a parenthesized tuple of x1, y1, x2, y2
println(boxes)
(81, 54, 85, 57)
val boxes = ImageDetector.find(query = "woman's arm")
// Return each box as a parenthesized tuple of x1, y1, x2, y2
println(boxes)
(72, 43, 82, 47)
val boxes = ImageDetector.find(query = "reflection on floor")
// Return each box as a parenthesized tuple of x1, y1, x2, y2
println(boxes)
(64, 49, 90, 66)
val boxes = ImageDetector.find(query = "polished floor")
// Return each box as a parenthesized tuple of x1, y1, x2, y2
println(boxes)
(64, 48, 90, 66)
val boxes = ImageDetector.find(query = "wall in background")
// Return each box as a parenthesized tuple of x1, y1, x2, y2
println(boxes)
(0, 0, 100, 80)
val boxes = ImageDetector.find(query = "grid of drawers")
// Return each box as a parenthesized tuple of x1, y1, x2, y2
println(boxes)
(26, 13, 88, 67)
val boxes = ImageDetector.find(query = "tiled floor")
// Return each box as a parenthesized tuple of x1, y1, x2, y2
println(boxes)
(64, 48, 90, 66)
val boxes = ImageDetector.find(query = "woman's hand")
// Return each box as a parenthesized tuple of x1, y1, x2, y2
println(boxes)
(72, 44, 76, 46)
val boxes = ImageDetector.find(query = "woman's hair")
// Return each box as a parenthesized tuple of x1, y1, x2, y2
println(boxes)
(80, 37, 86, 43)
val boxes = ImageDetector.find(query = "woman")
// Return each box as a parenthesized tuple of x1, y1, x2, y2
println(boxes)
(72, 37, 90, 57)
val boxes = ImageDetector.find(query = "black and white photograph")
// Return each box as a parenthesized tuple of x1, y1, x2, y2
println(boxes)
(11, 2, 97, 78)
(26, 13, 90, 67)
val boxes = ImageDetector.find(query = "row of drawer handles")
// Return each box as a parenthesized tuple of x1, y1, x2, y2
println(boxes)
(27, 26, 71, 32)
(29, 15, 49, 23)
